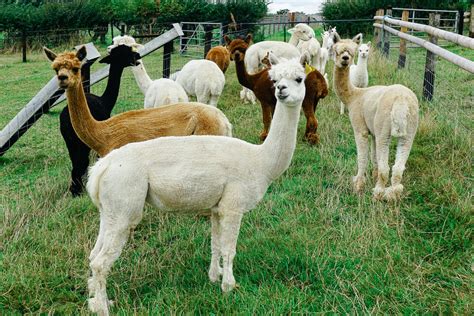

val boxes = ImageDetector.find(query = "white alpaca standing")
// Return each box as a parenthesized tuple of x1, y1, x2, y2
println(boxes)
(288, 23, 322, 71)
(340, 42, 371, 115)
(318, 31, 331, 75)
(174, 59, 225, 107)
(332, 33, 419, 201)
(327, 26, 337, 61)
(86, 59, 307, 315)
(110, 35, 189, 108)
(237, 36, 300, 104)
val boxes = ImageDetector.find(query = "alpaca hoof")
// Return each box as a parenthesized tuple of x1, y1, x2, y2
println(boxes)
(383, 184, 404, 201)
(221, 279, 236, 293)
(305, 133, 320, 145)
(88, 297, 109, 316)
(352, 176, 365, 194)
(372, 169, 379, 181)
(372, 187, 385, 201)
(259, 132, 268, 142)
(88, 277, 98, 295)
(208, 267, 223, 283)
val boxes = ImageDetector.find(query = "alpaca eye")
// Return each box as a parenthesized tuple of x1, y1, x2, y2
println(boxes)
(272, 80, 277, 83)
(296, 77, 303, 83)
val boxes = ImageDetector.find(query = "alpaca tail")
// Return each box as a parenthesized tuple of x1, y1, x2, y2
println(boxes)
(86, 156, 111, 208)
(390, 98, 409, 137)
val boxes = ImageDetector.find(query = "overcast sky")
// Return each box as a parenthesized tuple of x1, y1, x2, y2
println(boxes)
(268, 0, 325, 14)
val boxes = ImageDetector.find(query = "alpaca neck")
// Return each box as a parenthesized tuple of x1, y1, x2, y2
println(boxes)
(131, 62, 152, 95)
(322, 37, 329, 49)
(334, 65, 357, 106)
(356, 55, 368, 69)
(261, 99, 302, 180)
(235, 57, 256, 90)
(67, 78, 105, 150)
(288, 34, 299, 46)
(100, 63, 125, 113)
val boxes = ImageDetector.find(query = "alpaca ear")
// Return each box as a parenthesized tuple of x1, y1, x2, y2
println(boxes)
(332, 32, 341, 44)
(287, 27, 295, 34)
(98, 55, 111, 64)
(268, 51, 280, 65)
(76, 46, 87, 61)
(224, 35, 232, 45)
(43, 47, 57, 61)
(352, 33, 363, 45)
(245, 34, 252, 44)
(366, 41, 372, 47)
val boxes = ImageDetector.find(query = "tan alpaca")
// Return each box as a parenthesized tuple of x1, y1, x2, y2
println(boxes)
(332, 34, 419, 201)
(206, 46, 231, 73)
(44, 46, 232, 157)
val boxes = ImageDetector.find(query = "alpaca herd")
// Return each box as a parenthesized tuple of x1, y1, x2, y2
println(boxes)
(40, 25, 419, 314)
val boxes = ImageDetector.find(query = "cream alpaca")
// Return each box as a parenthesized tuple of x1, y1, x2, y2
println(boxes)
(109, 36, 188, 108)
(340, 42, 371, 114)
(288, 23, 322, 71)
(332, 34, 419, 201)
(174, 59, 225, 107)
(318, 31, 331, 75)
(86, 59, 307, 315)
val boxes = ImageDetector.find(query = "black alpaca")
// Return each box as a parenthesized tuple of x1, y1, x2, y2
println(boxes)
(60, 45, 141, 196)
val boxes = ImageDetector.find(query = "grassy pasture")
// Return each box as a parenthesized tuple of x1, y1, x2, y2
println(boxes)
(0, 37, 473, 314)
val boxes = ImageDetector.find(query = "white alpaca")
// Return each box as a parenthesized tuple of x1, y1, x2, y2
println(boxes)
(174, 59, 225, 107)
(327, 26, 337, 61)
(288, 23, 321, 71)
(86, 58, 307, 315)
(110, 35, 189, 108)
(332, 33, 419, 201)
(340, 42, 371, 115)
(318, 31, 331, 75)
(232, 35, 300, 104)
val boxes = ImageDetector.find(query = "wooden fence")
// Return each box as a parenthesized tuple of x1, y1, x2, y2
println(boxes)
(373, 8, 474, 101)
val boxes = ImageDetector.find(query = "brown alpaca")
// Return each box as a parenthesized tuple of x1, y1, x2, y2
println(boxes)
(44, 46, 232, 157)
(205, 46, 231, 73)
(225, 35, 328, 144)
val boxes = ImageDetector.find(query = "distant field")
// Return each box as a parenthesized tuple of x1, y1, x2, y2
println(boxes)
(0, 30, 472, 314)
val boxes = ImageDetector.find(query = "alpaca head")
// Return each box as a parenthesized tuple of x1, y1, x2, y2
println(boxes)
(44, 46, 87, 89)
(358, 42, 371, 59)
(332, 33, 362, 69)
(99, 44, 141, 67)
(287, 23, 315, 41)
(224, 34, 252, 61)
(268, 58, 306, 105)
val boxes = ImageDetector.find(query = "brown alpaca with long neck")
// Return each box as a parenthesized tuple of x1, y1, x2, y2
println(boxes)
(225, 35, 328, 144)
(44, 46, 232, 157)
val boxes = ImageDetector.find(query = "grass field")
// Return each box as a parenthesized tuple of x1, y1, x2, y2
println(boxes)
(0, 36, 473, 314)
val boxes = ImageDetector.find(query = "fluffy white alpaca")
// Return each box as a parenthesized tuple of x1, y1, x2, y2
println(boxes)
(318, 31, 331, 75)
(110, 35, 189, 108)
(327, 26, 337, 61)
(332, 33, 419, 201)
(340, 41, 371, 115)
(174, 59, 225, 107)
(288, 23, 321, 71)
(86, 58, 307, 315)
(233, 35, 300, 104)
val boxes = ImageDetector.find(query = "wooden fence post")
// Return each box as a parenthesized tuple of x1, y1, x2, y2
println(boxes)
(470, 4, 474, 38)
(163, 40, 173, 78)
(423, 13, 440, 101)
(22, 31, 27, 63)
(375, 9, 384, 49)
(383, 7, 392, 57)
(289, 12, 296, 27)
(203, 24, 213, 58)
(398, 10, 409, 68)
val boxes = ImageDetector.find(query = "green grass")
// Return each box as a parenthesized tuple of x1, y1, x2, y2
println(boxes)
(0, 39, 473, 314)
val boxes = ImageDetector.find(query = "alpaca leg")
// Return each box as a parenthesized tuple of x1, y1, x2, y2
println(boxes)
(208, 211, 222, 282)
(373, 137, 390, 200)
(197, 93, 210, 105)
(384, 136, 414, 201)
(218, 211, 243, 293)
(88, 222, 131, 316)
(353, 132, 369, 194)
(260, 103, 273, 141)
(67, 139, 90, 196)
(370, 136, 378, 181)
(209, 95, 219, 107)
(340, 101, 345, 115)
(302, 101, 319, 145)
